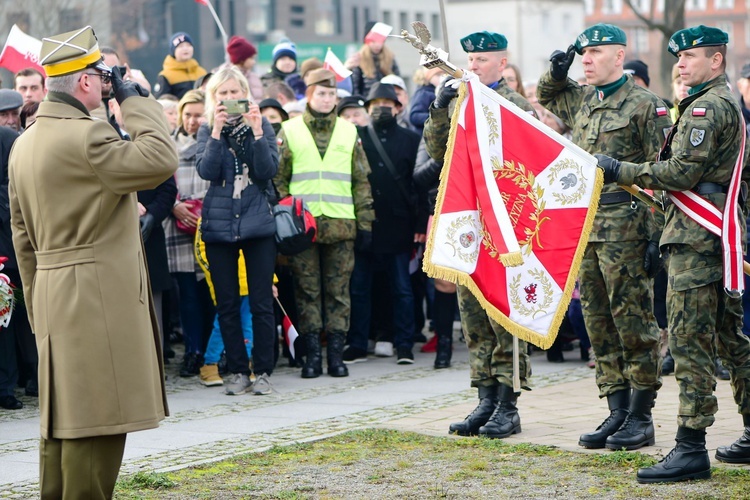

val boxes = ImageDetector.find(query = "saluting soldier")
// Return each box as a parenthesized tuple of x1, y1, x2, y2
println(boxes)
(538, 24, 670, 452)
(597, 25, 750, 484)
(424, 31, 537, 440)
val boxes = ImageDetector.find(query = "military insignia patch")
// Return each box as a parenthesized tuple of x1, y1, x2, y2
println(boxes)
(668, 38, 679, 53)
(656, 107, 667, 116)
(277, 137, 283, 146)
(689, 128, 705, 147)
(462, 39, 474, 51)
(577, 33, 589, 47)
(692, 107, 706, 116)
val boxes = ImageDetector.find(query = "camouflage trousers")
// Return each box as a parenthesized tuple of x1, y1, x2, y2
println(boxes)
(667, 244, 750, 430)
(289, 240, 355, 336)
(579, 240, 662, 397)
(457, 285, 530, 390)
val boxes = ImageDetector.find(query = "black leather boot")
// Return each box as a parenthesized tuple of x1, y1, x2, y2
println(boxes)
(578, 389, 630, 449)
(605, 389, 656, 450)
(326, 332, 349, 377)
(449, 385, 499, 436)
(301, 333, 322, 379)
(434, 334, 452, 369)
(637, 427, 710, 483)
(433, 290, 455, 369)
(715, 414, 750, 463)
(478, 384, 521, 438)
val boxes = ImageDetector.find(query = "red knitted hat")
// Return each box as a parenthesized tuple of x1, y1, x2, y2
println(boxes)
(226, 36, 257, 64)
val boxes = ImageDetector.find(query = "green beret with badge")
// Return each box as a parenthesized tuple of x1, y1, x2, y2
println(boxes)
(574, 23, 627, 55)
(40, 25, 110, 77)
(668, 25, 729, 56)
(460, 31, 508, 53)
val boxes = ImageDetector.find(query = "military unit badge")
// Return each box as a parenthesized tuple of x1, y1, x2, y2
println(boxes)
(668, 38, 679, 53)
(689, 128, 705, 147)
(577, 33, 589, 48)
(463, 39, 474, 51)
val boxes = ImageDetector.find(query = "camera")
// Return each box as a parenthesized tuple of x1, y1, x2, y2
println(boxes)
(221, 99, 249, 115)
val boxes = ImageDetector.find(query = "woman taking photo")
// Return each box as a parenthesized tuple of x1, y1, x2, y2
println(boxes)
(274, 69, 374, 379)
(197, 67, 278, 396)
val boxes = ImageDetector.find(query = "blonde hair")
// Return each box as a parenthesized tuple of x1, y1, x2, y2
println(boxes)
(205, 66, 250, 128)
(177, 89, 205, 131)
(358, 44, 396, 79)
(504, 63, 526, 98)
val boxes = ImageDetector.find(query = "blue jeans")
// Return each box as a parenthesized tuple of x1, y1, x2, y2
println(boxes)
(204, 296, 254, 364)
(348, 251, 415, 352)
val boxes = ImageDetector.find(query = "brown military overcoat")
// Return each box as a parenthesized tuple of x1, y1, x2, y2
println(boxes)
(9, 96, 177, 439)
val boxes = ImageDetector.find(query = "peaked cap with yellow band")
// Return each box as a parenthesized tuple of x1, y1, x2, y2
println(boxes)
(40, 25, 110, 77)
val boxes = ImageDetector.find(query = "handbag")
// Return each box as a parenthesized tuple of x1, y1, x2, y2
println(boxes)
(175, 199, 203, 234)
(273, 196, 317, 256)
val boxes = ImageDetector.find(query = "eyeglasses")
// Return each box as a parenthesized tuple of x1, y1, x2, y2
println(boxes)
(81, 72, 112, 85)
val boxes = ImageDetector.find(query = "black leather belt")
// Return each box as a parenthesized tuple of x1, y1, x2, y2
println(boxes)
(599, 191, 632, 205)
(663, 182, 727, 207)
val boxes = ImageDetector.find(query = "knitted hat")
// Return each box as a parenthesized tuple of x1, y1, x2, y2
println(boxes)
(226, 36, 257, 64)
(623, 60, 649, 87)
(272, 38, 297, 64)
(170, 32, 193, 57)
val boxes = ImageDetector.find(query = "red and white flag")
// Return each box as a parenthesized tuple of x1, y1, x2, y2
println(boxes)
(424, 74, 602, 348)
(324, 48, 352, 82)
(364, 22, 392, 44)
(282, 315, 300, 359)
(0, 25, 45, 76)
(194, 0, 209, 5)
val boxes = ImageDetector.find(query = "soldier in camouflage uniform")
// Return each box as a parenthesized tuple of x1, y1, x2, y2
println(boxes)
(598, 26, 750, 483)
(274, 69, 375, 379)
(538, 23, 671, 451)
(424, 31, 536, 439)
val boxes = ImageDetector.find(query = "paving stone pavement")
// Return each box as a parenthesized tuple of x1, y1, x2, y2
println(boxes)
(1, 338, 747, 498)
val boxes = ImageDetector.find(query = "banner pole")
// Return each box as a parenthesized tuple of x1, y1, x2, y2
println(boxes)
(512, 336, 520, 393)
(203, 0, 230, 63)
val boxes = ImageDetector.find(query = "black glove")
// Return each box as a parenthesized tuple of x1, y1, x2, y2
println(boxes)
(110, 65, 148, 105)
(594, 154, 622, 184)
(433, 78, 459, 109)
(549, 45, 576, 81)
(643, 240, 662, 279)
(139, 213, 155, 241)
(354, 230, 373, 253)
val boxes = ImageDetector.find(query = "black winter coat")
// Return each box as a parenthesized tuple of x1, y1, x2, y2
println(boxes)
(0, 126, 18, 270)
(357, 119, 420, 254)
(196, 119, 278, 244)
(138, 177, 177, 292)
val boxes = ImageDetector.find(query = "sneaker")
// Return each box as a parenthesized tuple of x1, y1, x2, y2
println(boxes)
(374, 341, 394, 357)
(224, 373, 250, 395)
(250, 373, 272, 395)
(343, 346, 368, 364)
(199, 364, 224, 387)
(396, 348, 414, 365)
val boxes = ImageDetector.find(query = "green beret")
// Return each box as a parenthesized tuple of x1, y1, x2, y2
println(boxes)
(668, 25, 729, 56)
(460, 32, 507, 53)
(574, 24, 627, 55)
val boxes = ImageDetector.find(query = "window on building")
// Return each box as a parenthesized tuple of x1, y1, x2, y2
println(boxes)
(601, 0, 623, 14)
(246, 0, 272, 35)
(632, 27, 649, 53)
(657, 0, 664, 11)
(716, 0, 734, 8)
(629, 0, 651, 12)
(431, 13, 441, 40)
(291, 5, 304, 14)
(383, 11, 392, 26)
(400, 12, 408, 32)
(59, 8, 83, 32)
(583, 0, 594, 15)
(416, 12, 424, 23)
(315, 0, 341, 36)
(685, 0, 707, 10)
(290, 18, 304, 28)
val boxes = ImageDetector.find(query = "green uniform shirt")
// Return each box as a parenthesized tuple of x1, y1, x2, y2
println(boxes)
(537, 72, 672, 242)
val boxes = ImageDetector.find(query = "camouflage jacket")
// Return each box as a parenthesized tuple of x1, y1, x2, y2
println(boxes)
(619, 74, 747, 256)
(538, 71, 672, 242)
(274, 108, 375, 243)
(423, 78, 537, 163)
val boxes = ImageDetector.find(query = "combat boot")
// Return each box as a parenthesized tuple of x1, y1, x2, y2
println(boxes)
(478, 384, 521, 438)
(637, 427, 710, 483)
(578, 389, 630, 449)
(301, 333, 322, 379)
(605, 389, 656, 450)
(715, 414, 750, 463)
(434, 333, 452, 369)
(326, 332, 349, 377)
(449, 385, 499, 436)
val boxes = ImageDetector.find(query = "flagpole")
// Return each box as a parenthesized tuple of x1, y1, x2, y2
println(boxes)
(201, 0, 230, 63)
(274, 296, 289, 318)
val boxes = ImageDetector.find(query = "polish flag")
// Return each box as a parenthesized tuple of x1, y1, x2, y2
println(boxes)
(364, 22, 393, 44)
(0, 25, 45, 75)
(282, 315, 300, 359)
(194, 0, 209, 5)
(324, 48, 352, 82)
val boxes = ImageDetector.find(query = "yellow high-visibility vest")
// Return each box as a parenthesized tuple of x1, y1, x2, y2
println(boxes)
(283, 116, 357, 219)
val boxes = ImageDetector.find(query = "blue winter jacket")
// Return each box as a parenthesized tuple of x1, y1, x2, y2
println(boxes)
(196, 118, 278, 243)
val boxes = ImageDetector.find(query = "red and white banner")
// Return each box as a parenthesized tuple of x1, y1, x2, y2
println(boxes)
(324, 48, 352, 82)
(282, 315, 299, 359)
(0, 25, 45, 76)
(424, 74, 602, 348)
(364, 22, 392, 44)
(194, 0, 210, 5)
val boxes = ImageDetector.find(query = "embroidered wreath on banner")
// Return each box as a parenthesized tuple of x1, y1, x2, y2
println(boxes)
(478, 201, 502, 261)
(548, 158, 587, 205)
(492, 158, 550, 256)
(483, 104, 499, 145)
(510, 268, 554, 319)
(445, 214, 480, 264)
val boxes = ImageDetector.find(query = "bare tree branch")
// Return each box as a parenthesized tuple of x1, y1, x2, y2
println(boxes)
(623, 0, 668, 35)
